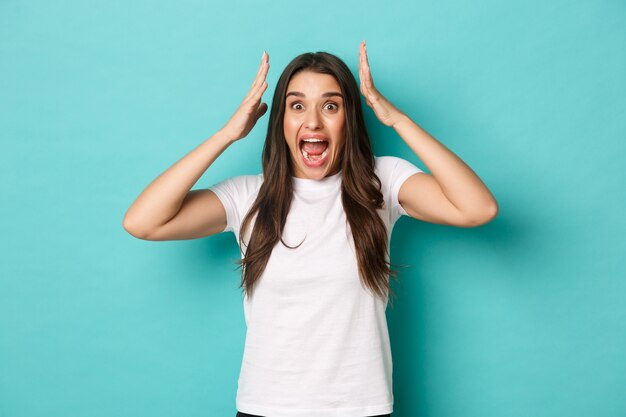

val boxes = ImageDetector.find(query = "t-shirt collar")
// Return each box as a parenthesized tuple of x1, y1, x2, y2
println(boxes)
(291, 170, 342, 192)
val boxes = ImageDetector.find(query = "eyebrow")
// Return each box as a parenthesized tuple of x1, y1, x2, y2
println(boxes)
(286, 91, 344, 99)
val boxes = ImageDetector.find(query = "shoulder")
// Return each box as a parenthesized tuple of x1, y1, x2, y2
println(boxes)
(208, 173, 263, 203)
(229, 173, 264, 185)
(375, 155, 403, 172)
(208, 174, 263, 234)
(234, 173, 264, 190)
(374, 155, 424, 184)
(373, 156, 425, 225)
(211, 173, 263, 190)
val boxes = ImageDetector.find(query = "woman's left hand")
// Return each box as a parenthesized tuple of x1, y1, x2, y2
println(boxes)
(358, 41, 405, 127)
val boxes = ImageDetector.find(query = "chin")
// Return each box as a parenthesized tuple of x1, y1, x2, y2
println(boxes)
(304, 169, 329, 181)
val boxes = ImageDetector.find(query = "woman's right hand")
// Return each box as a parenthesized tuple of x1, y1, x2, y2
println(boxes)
(220, 51, 270, 142)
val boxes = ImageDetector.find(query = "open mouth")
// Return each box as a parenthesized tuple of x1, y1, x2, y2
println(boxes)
(299, 138, 329, 164)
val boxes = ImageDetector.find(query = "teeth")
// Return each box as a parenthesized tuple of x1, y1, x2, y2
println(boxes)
(302, 148, 329, 162)
(302, 138, 324, 142)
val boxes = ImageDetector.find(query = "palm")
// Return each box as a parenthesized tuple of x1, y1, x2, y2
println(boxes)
(358, 42, 403, 127)
(222, 51, 270, 141)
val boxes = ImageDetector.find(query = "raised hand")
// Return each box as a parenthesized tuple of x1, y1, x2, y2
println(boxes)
(358, 41, 405, 127)
(220, 51, 270, 141)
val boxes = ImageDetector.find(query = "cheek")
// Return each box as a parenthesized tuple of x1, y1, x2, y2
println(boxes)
(283, 116, 298, 135)
(333, 118, 346, 142)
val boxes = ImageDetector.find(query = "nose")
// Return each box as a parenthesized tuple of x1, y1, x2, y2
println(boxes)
(304, 108, 323, 130)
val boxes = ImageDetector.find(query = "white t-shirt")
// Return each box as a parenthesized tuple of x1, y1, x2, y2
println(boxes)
(209, 155, 424, 417)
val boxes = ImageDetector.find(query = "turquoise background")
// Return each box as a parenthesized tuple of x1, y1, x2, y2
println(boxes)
(1, 0, 624, 416)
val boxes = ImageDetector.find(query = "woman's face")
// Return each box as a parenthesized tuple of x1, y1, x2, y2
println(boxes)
(283, 70, 345, 180)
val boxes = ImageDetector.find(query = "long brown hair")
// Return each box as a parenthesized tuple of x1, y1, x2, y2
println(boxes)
(237, 51, 399, 304)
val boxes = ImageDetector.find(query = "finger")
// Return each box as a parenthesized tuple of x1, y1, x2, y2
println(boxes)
(358, 60, 364, 88)
(359, 51, 368, 93)
(251, 63, 269, 98)
(360, 42, 367, 70)
(246, 53, 269, 100)
(247, 80, 268, 107)
(255, 52, 266, 79)
(359, 66, 370, 98)
(360, 74, 377, 104)
(248, 61, 268, 98)
(256, 56, 270, 92)
(359, 58, 368, 92)
(362, 45, 375, 89)
(360, 50, 372, 91)
(364, 66, 374, 92)
(363, 43, 374, 86)
(249, 53, 266, 88)
(257, 51, 269, 80)
(245, 69, 269, 104)
(359, 57, 365, 86)
(359, 47, 370, 94)
(358, 42, 366, 80)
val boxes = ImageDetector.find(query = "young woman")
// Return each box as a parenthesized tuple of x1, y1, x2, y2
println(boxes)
(123, 41, 498, 417)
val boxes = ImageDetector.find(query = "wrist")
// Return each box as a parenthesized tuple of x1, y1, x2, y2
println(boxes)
(214, 128, 238, 145)
(390, 112, 410, 129)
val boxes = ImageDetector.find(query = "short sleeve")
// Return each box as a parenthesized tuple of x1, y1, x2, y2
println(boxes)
(208, 174, 263, 235)
(375, 156, 425, 226)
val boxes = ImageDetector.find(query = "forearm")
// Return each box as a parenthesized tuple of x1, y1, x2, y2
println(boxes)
(123, 130, 234, 233)
(392, 114, 498, 218)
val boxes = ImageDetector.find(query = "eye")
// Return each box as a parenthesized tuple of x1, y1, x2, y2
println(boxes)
(324, 102, 339, 111)
(290, 102, 304, 110)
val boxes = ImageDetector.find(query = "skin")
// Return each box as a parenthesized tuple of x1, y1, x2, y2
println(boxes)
(357, 41, 498, 226)
(283, 71, 346, 180)
(123, 45, 498, 242)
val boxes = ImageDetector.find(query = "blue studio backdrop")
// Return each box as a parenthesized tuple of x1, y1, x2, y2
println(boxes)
(1, 1, 625, 416)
